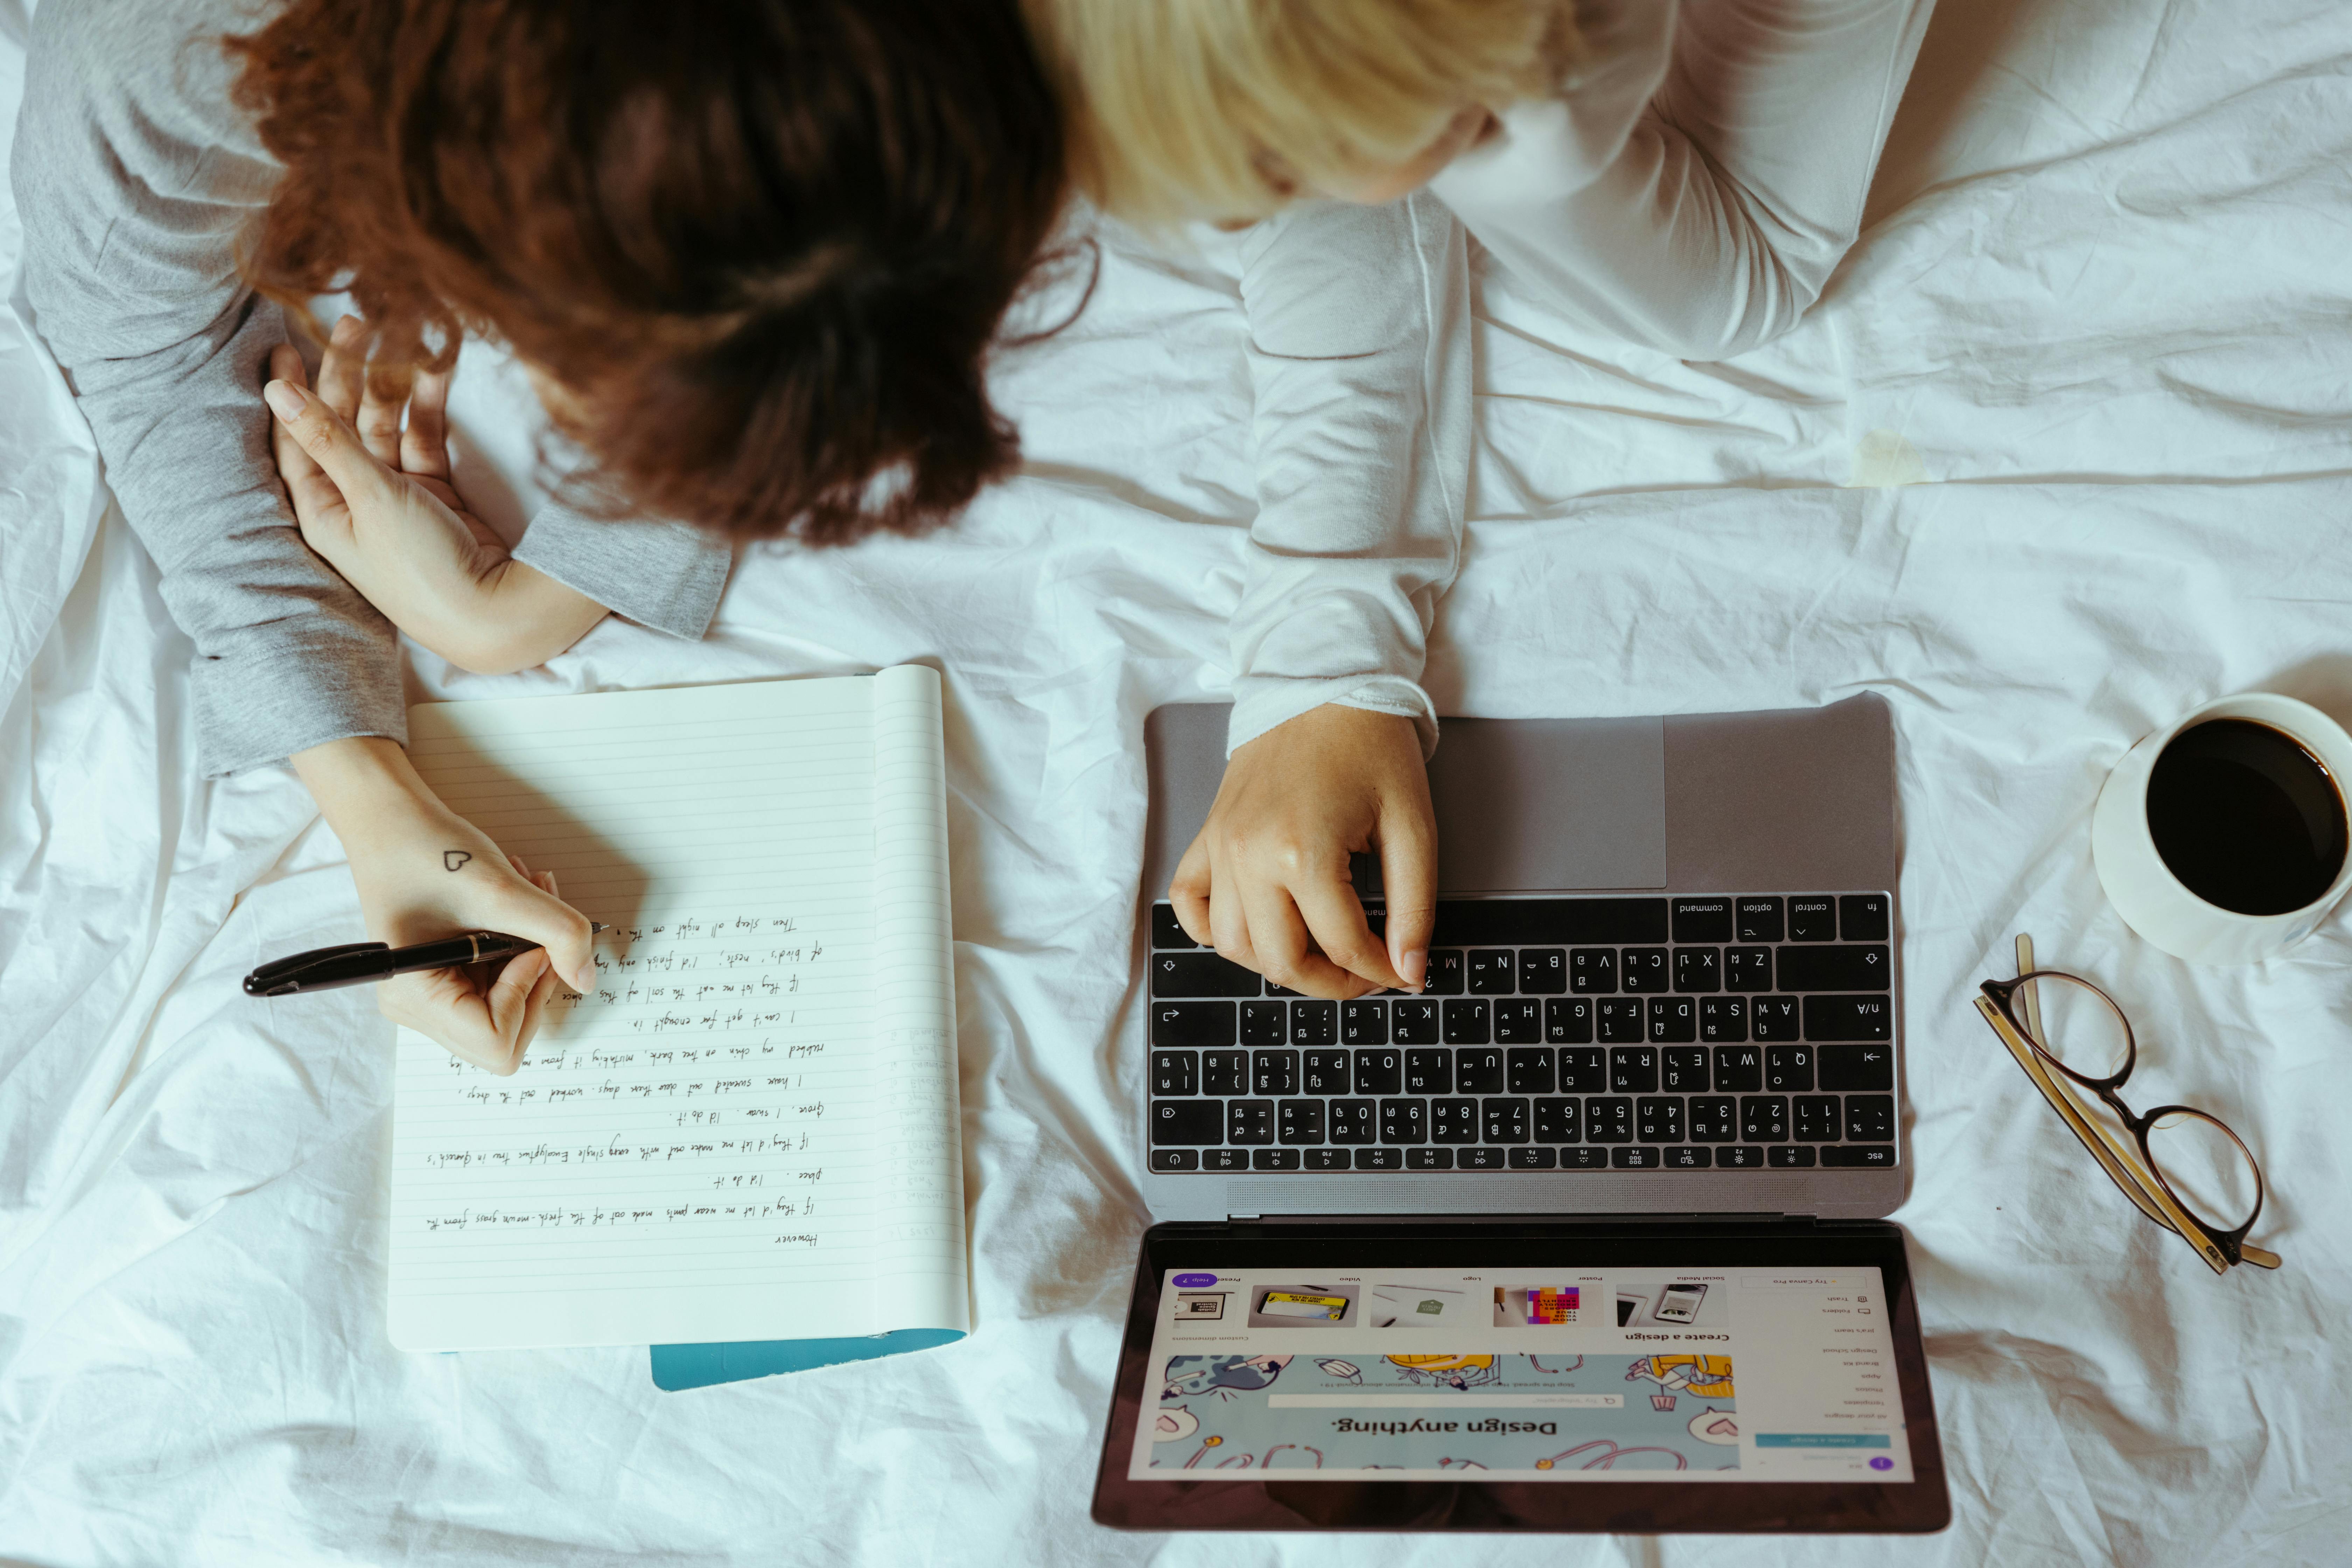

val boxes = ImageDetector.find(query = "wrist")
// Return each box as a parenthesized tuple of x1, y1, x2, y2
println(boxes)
(289, 736, 446, 847)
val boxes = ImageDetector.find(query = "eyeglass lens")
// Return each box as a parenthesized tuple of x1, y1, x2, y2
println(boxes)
(2025, 973, 2133, 1080)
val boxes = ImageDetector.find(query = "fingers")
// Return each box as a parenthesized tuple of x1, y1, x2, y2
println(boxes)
(1236, 864, 1368, 1000)
(1290, 872, 1406, 992)
(485, 869, 598, 993)
(315, 314, 368, 425)
(482, 947, 552, 1066)
(356, 361, 414, 469)
(262, 377, 398, 511)
(1377, 785, 1440, 993)
(402, 360, 455, 481)
(267, 343, 325, 484)
(1169, 834, 1216, 946)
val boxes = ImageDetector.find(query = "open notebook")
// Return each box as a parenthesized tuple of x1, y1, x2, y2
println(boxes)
(387, 666, 965, 1377)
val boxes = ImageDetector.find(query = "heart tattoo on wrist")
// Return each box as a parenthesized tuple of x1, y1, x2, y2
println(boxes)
(443, 850, 473, 872)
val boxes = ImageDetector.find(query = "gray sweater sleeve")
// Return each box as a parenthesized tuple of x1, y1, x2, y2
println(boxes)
(14, 0, 408, 777)
(13, 0, 732, 775)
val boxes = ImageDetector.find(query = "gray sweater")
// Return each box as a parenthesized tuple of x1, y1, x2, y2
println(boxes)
(13, 0, 729, 777)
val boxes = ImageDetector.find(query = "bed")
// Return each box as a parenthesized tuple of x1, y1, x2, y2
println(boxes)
(3, 0, 2350, 1560)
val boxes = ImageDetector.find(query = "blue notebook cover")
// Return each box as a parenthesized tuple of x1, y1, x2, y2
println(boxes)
(650, 1329, 965, 1391)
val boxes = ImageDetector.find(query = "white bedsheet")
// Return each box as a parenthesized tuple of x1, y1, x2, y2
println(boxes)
(5, 0, 2352, 1561)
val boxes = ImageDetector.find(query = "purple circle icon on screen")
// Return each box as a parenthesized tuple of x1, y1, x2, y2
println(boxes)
(1869, 1456, 1895, 1471)
(1172, 1273, 1218, 1288)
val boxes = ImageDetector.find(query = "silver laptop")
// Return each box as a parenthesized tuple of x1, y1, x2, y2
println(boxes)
(1138, 696, 1904, 1224)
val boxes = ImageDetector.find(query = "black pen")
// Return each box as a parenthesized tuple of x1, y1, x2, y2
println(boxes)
(243, 925, 608, 998)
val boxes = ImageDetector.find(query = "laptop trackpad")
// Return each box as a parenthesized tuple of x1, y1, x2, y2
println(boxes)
(1424, 715, 1666, 894)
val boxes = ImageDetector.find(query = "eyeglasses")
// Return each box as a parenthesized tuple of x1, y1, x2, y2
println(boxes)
(1972, 936, 2278, 1275)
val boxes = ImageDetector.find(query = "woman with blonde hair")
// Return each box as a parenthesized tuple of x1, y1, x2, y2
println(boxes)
(1028, 0, 1933, 996)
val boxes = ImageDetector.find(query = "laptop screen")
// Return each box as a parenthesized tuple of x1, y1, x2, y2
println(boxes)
(1128, 1264, 1910, 1484)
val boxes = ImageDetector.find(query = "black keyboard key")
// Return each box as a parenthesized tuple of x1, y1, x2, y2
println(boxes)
(1673, 947, 1721, 993)
(1253, 1050, 1298, 1096)
(1671, 897, 1734, 942)
(1597, 997, 1645, 1043)
(1768, 1146, 1817, 1168)
(1493, 999, 1544, 1044)
(1228, 1099, 1275, 1144)
(1431, 1098, 1479, 1143)
(1509, 1146, 1558, 1170)
(1647, 996, 1697, 1043)
(1251, 1148, 1302, 1170)
(1408, 1147, 1455, 1170)
(1519, 948, 1567, 994)
(1717, 1144, 1766, 1169)
(1845, 1094, 1896, 1142)
(1278, 1099, 1325, 1144)
(1533, 1097, 1582, 1143)
(1433, 897, 1668, 944)
(1588, 1096, 1634, 1143)
(1660, 1046, 1709, 1092)
(1239, 1001, 1286, 1046)
(1443, 999, 1491, 1045)
(1636, 1096, 1684, 1142)
(1806, 995, 1894, 1042)
(1301, 1049, 1350, 1095)
(1775, 945, 1891, 993)
(1355, 1147, 1404, 1170)
(1662, 1146, 1712, 1169)
(1328, 1099, 1377, 1144)
(1288, 1001, 1337, 1045)
(1152, 1099, 1223, 1144)
(1483, 1097, 1530, 1143)
(1621, 947, 1671, 993)
(1467, 949, 1515, 994)
(1152, 1050, 1198, 1096)
(1818, 1044, 1895, 1091)
(1735, 896, 1786, 943)
(1839, 894, 1891, 941)
(1151, 952, 1262, 997)
(1506, 1048, 1556, 1095)
(1202, 1050, 1249, 1096)
(1458, 1146, 1507, 1170)
(1764, 1046, 1813, 1092)
(1740, 1096, 1788, 1142)
(1788, 897, 1837, 941)
(1753, 996, 1803, 1042)
(1427, 950, 1467, 994)
(1342, 1000, 1390, 1044)
(1613, 1147, 1661, 1169)
(1688, 1097, 1738, 1141)
(1392, 999, 1441, 1045)
(1380, 1098, 1428, 1143)
(1724, 947, 1773, 992)
(1570, 948, 1618, 993)
(1558, 1047, 1607, 1093)
(1263, 979, 1301, 998)
(1303, 1147, 1350, 1171)
(1700, 996, 1749, 1043)
(1561, 1146, 1610, 1169)
(1354, 1049, 1403, 1095)
(1713, 1044, 1764, 1093)
(1151, 1002, 1234, 1048)
(1150, 1148, 1199, 1171)
(1456, 1048, 1505, 1094)
(1822, 1144, 1896, 1168)
(1149, 904, 1198, 950)
(1204, 1148, 1248, 1171)
(1793, 1095, 1840, 1142)
(1404, 1049, 1453, 1094)
(1546, 996, 1595, 1044)
(1610, 1046, 1658, 1093)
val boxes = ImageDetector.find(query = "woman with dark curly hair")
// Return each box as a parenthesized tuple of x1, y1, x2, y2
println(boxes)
(14, 0, 1068, 1069)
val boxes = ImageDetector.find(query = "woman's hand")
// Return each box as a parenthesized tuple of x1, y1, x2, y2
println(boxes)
(265, 320, 608, 675)
(290, 736, 599, 1073)
(1168, 705, 1436, 999)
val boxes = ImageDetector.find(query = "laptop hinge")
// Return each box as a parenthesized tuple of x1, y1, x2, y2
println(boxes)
(1222, 1212, 1816, 1227)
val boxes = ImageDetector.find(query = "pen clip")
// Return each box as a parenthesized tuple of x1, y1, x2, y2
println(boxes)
(245, 941, 388, 991)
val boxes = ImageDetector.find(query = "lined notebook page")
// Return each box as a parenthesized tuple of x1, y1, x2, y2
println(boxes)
(386, 667, 962, 1351)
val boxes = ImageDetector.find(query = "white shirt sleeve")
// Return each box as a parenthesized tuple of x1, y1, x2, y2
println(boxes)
(1225, 192, 1472, 760)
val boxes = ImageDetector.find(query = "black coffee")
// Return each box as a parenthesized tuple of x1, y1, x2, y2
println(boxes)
(2145, 718, 2348, 915)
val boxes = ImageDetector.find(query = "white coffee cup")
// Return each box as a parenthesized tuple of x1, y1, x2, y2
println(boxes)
(2091, 692, 2352, 964)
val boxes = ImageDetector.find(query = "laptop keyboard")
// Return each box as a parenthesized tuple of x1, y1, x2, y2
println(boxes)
(1146, 894, 1897, 1175)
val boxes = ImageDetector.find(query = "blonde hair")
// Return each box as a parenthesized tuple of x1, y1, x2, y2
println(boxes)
(1029, 0, 1576, 228)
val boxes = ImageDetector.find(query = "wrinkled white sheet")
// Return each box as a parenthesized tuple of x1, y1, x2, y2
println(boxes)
(5, 0, 2352, 1561)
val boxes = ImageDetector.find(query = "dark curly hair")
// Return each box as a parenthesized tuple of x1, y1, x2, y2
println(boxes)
(229, 0, 1071, 544)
